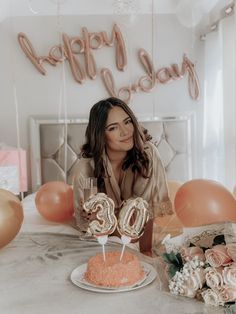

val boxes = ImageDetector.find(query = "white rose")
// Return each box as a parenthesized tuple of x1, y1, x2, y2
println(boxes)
(185, 268, 205, 291)
(218, 285, 236, 303)
(169, 267, 205, 298)
(205, 267, 223, 289)
(222, 263, 236, 287)
(201, 288, 224, 306)
(178, 285, 196, 298)
(226, 243, 236, 262)
(169, 271, 196, 298)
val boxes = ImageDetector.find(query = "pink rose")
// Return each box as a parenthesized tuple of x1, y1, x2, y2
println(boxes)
(205, 245, 232, 267)
(201, 288, 224, 306)
(181, 246, 205, 262)
(205, 267, 223, 289)
(218, 285, 236, 303)
(227, 243, 236, 262)
(222, 263, 236, 287)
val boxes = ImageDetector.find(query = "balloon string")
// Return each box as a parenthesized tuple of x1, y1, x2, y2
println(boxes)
(120, 244, 126, 261)
(10, 0, 24, 200)
(151, 0, 156, 117)
(62, 56, 68, 184)
(56, 2, 63, 182)
(151, 0, 154, 66)
(157, 211, 183, 243)
(56, 1, 68, 185)
(13, 85, 24, 200)
(102, 244, 106, 261)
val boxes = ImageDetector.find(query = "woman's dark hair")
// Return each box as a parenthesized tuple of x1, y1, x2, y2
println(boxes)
(81, 97, 151, 190)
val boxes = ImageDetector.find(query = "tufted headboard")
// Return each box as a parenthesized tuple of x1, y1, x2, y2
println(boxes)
(29, 115, 193, 192)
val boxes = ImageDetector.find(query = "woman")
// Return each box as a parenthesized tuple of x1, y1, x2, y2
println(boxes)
(73, 97, 172, 256)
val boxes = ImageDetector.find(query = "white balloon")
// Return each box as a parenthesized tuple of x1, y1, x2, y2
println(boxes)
(176, 0, 204, 28)
(175, 0, 219, 28)
(113, 0, 140, 28)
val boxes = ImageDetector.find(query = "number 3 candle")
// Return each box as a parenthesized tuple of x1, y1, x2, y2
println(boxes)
(83, 193, 117, 260)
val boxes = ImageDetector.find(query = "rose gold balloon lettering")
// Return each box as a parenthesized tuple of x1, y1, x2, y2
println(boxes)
(82, 27, 97, 80)
(101, 68, 117, 98)
(62, 33, 86, 84)
(118, 86, 132, 104)
(102, 24, 127, 71)
(101, 49, 200, 103)
(89, 33, 103, 50)
(49, 45, 66, 62)
(138, 49, 156, 92)
(18, 24, 200, 101)
(70, 37, 85, 54)
(18, 33, 57, 75)
(183, 54, 200, 100)
(156, 68, 172, 84)
(18, 24, 127, 81)
(169, 63, 184, 79)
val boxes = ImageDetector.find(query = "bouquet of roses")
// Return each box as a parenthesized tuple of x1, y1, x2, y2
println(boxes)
(163, 234, 236, 307)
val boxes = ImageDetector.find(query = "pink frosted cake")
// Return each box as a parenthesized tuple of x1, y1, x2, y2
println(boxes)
(84, 251, 145, 288)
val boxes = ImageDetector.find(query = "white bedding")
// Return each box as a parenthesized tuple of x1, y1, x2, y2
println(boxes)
(21, 193, 78, 235)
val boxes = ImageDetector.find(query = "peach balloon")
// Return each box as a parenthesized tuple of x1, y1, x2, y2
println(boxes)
(174, 179, 236, 227)
(233, 186, 236, 199)
(168, 181, 183, 205)
(0, 189, 24, 249)
(35, 181, 74, 222)
(0, 188, 20, 203)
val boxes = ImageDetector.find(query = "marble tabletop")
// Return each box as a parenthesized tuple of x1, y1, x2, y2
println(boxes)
(0, 232, 224, 314)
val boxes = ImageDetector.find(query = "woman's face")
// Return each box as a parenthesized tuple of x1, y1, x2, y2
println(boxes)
(104, 106, 134, 156)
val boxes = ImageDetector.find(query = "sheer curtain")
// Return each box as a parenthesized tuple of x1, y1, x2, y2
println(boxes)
(201, 12, 236, 190)
(203, 28, 224, 183)
(222, 13, 236, 190)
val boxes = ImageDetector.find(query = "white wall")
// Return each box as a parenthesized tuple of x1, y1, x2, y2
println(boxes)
(0, 12, 203, 189)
